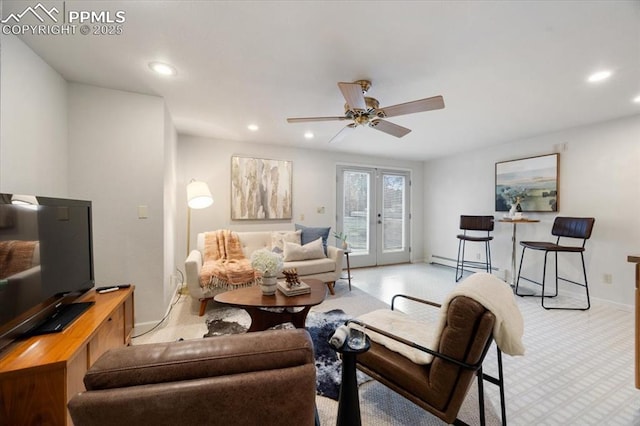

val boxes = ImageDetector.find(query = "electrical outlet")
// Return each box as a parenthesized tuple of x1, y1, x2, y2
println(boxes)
(475, 253, 481, 260)
(603, 273, 613, 285)
(300, 213, 305, 221)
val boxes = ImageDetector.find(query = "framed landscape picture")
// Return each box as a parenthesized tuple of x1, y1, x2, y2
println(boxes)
(495, 153, 559, 212)
(231, 156, 292, 220)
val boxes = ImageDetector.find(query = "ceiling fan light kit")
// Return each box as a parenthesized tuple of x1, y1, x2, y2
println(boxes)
(287, 79, 445, 143)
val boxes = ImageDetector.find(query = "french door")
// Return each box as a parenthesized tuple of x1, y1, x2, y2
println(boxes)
(336, 166, 411, 268)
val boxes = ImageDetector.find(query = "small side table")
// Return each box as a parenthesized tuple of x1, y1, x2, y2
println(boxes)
(334, 337, 370, 426)
(341, 250, 352, 291)
(498, 218, 540, 287)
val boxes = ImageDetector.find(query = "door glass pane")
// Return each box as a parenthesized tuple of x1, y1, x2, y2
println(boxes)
(382, 174, 405, 252)
(343, 171, 370, 254)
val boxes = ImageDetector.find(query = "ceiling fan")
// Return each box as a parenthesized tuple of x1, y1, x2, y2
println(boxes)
(287, 80, 444, 143)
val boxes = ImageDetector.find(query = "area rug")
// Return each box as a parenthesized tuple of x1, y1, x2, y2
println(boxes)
(204, 307, 370, 400)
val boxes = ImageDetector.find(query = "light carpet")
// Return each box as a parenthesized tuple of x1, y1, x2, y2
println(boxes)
(317, 380, 498, 426)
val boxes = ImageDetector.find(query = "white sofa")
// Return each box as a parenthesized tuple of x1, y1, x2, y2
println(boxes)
(185, 231, 344, 315)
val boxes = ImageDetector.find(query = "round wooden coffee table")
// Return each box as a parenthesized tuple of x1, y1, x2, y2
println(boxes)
(213, 278, 327, 332)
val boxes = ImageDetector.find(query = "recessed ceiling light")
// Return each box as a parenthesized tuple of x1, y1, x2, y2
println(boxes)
(633, 95, 640, 104)
(304, 131, 314, 139)
(247, 124, 259, 131)
(587, 70, 612, 83)
(148, 61, 177, 76)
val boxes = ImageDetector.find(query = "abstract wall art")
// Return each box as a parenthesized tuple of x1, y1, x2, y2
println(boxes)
(231, 156, 292, 220)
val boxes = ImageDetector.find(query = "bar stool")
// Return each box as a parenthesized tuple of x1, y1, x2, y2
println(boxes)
(515, 216, 595, 310)
(455, 215, 494, 282)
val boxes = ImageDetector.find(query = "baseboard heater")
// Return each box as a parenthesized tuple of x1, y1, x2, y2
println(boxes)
(430, 255, 499, 274)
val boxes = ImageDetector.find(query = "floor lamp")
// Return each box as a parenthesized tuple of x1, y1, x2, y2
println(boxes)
(186, 180, 213, 256)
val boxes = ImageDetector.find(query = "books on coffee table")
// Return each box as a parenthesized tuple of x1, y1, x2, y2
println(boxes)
(277, 280, 311, 296)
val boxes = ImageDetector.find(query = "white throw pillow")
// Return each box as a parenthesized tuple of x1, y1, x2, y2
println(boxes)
(271, 230, 302, 252)
(284, 237, 326, 261)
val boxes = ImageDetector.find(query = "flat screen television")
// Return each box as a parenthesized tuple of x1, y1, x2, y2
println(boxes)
(0, 194, 95, 353)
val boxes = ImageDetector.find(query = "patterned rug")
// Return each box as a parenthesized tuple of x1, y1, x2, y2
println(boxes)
(204, 307, 370, 400)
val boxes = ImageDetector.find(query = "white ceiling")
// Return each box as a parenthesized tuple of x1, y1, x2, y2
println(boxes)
(4, 0, 640, 160)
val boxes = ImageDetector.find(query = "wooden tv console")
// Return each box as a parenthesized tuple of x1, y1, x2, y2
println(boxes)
(0, 286, 134, 425)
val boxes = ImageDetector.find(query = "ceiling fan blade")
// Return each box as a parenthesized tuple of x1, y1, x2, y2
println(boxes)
(378, 95, 445, 118)
(329, 123, 356, 144)
(338, 82, 367, 110)
(287, 116, 348, 123)
(369, 119, 411, 138)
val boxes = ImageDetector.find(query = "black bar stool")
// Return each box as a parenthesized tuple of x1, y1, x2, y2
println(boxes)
(515, 216, 595, 310)
(455, 215, 494, 282)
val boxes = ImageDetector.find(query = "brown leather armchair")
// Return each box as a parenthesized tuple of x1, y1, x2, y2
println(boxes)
(68, 329, 317, 426)
(353, 295, 506, 426)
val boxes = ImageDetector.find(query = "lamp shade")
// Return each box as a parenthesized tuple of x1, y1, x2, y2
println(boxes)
(187, 181, 213, 209)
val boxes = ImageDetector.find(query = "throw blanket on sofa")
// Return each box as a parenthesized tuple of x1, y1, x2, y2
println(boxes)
(199, 230, 259, 290)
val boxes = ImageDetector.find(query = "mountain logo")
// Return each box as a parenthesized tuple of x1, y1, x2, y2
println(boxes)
(1, 3, 60, 24)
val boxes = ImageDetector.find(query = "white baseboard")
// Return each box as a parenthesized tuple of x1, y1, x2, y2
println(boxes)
(430, 254, 505, 279)
(590, 296, 633, 312)
(429, 254, 458, 269)
(132, 281, 184, 336)
(132, 320, 160, 336)
(426, 255, 630, 313)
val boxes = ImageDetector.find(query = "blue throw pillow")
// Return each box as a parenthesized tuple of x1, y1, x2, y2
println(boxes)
(295, 224, 330, 255)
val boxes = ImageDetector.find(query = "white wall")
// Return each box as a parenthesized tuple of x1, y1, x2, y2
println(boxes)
(177, 135, 425, 269)
(0, 34, 178, 325)
(0, 35, 67, 195)
(67, 83, 169, 324)
(163, 104, 178, 306)
(424, 115, 640, 306)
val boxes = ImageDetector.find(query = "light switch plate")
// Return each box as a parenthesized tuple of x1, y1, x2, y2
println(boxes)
(138, 205, 148, 219)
